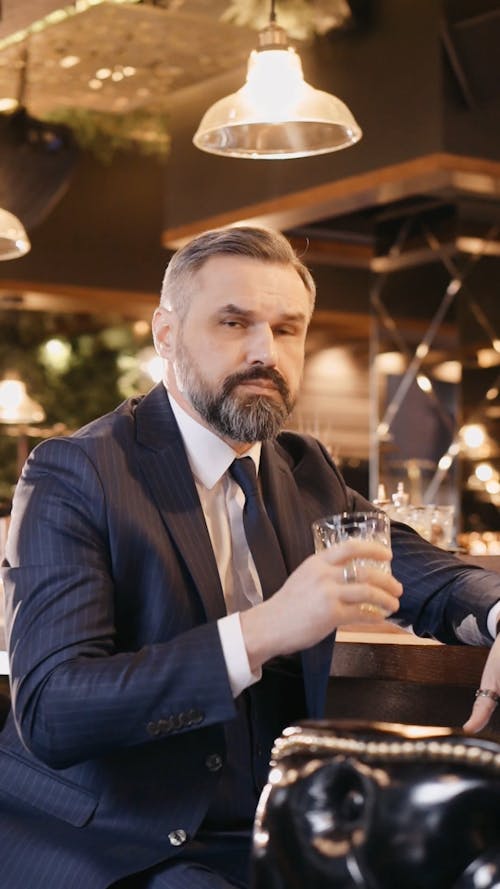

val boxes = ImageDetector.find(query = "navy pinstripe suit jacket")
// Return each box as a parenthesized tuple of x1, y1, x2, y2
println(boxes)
(1, 383, 499, 888)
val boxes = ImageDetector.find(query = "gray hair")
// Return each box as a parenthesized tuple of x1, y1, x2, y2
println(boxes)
(160, 225, 316, 319)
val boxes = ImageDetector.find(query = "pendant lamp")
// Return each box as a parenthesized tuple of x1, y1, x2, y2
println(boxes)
(193, 0, 362, 160)
(0, 377, 44, 424)
(0, 208, 30, 259)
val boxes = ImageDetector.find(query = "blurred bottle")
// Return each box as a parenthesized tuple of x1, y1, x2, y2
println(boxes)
(373, 483, 391, 510)
(392, 482, 410, 510)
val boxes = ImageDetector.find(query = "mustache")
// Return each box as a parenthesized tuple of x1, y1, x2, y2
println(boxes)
(222, 366, 290, 401)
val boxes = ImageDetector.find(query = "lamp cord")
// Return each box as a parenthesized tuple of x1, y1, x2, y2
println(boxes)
(270, 0, 276, 24)
(17, 45, 28, 107)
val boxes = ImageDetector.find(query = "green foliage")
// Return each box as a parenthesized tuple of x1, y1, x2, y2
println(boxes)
(42, 108, 171, 164)
(222, 0, 348, 39)
(0, 310, 153, 499)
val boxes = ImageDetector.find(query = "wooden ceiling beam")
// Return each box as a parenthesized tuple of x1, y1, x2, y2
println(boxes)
(0, 280, 158, 319)
(162, 154, 500, 249)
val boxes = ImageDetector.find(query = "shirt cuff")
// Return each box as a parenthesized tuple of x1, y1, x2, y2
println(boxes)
(217, 612, 262, 698)
(487, 601, 500, 639)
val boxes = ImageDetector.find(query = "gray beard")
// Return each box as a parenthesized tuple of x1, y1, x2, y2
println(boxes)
(175, 345, 294, 442)
(195, 388, 290, 442)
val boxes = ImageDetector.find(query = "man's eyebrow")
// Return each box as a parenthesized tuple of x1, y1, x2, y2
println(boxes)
(216, 303, 253, 318)
(216, 303, 308, 324)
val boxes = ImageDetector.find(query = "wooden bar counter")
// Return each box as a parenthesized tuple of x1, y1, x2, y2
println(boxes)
(324, 556, 500, 732)
(326, 624, 500, 735)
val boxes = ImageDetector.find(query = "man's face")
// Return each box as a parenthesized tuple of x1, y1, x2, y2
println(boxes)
(154, 255, 311, 447)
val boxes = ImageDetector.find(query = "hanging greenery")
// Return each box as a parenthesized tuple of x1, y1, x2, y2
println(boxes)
(221, 0, 352, 40)
(41, 107, 171, 164)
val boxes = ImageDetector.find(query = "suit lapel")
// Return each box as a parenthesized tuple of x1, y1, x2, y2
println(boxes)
(259, 441, 313, 576)
(134, 385, 226, 623)
(260, 441, 334, 718)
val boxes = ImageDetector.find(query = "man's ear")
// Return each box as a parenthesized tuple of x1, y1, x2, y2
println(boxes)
(152, 306, 176, 359)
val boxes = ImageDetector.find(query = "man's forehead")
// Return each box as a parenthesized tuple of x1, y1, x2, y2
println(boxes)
(189, 254, 311, 306)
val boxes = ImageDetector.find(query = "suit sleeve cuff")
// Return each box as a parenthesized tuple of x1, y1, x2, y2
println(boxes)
(217, 612, 262, 698)
(487, 600, 500, 639)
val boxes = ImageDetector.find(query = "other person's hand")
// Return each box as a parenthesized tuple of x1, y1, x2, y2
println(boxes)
(463, 633, 500, 733)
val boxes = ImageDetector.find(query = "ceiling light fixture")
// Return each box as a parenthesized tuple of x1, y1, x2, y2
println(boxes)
(0, 377, 44, 424)
(193, 0, 362, 159)
(0, 97, 19, 113)
(0, 208, 30, 260)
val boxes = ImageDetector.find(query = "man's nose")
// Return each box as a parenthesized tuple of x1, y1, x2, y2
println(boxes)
(246, 324, 277, 365)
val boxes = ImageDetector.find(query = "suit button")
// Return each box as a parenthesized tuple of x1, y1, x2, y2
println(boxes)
(205, 753, 223, 772)
(168, 829, 187, 847)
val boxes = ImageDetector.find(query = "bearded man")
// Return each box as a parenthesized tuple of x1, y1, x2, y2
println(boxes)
(1, 226, 499, 889)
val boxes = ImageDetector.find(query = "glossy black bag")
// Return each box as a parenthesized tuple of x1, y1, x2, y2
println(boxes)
(251, 720, 500, 889)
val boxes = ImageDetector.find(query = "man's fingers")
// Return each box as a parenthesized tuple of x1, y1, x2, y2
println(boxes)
(463, 689, 499, 734)
(341, 588, 400, 618)
(357, 602, 389, 618)
(320, 538, 393, 567)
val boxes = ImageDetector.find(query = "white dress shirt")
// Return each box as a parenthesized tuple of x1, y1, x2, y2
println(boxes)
(168, 391, 264, 697)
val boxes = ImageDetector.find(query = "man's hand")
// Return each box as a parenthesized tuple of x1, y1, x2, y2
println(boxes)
(463, 634, 500, 733)
(240, 538, 403, 673)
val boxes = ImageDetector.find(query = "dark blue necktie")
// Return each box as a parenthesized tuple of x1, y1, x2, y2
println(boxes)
(230, 456, 288, 600)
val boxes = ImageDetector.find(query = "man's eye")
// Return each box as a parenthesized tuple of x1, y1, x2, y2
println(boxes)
(221, 319, 244, 328)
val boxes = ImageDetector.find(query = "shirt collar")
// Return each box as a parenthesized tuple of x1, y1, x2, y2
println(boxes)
(167, 387, 261, 489)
